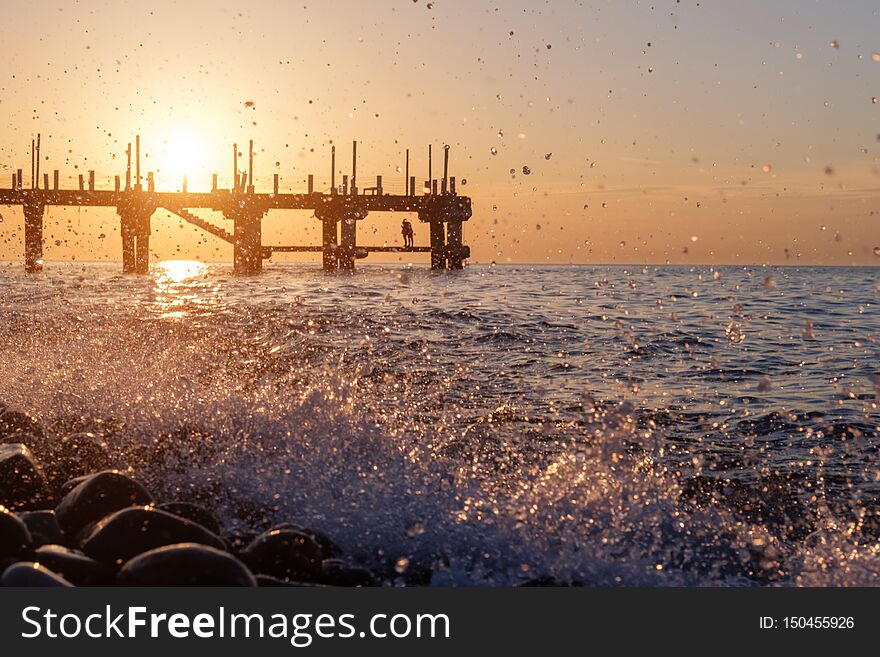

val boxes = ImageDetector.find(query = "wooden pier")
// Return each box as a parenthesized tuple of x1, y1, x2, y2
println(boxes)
(0, 136, 471, 274)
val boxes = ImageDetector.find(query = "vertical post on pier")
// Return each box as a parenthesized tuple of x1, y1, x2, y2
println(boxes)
(247, 139, 254, 194)
(450, 176, 456, 195)
(126, 143, 132, 191)
(135, 135, 141, 191)
(409, 176, 416, 196)
(212, 174, 218, 192)
(351, 140, 357, 196)
(376, 175, 383, 196)
(35, 134, 41, 188)
(273, 173, 279, 195)
(182, 176, 188, 194)
(232, 143, 238, 193)
(331, 145, 336, 195)
(432, 180, 438, 195)
(78, 175, 84, 191)
(321, 216, 338, 271)
(43, 173, 48, 190)
(342, 175, 348, 196)
(30, 139, 35, 189)
(147, 172, 154, 193)
(23, 201, 44, 273)
(405, 149, 410, 195)
(88, 170, 95, 191)
(442, 145, 449, 194)
(53, 170, 59, 191)
(16, 169, 22, 191)
(12, 174, 17, 190)
(307, 174, 313, 194)
(429, 219, 446, 270)
(428, 145, 432, 194)
(115, 176, 120, 192)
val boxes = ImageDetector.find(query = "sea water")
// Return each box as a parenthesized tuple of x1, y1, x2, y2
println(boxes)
(0, 261, 878, 585)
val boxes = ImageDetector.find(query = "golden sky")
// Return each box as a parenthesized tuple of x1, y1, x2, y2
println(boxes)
(1, 0, 879, 265)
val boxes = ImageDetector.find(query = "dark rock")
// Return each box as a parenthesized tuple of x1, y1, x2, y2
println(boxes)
(55, 470, 154, 538)
(0, 506, 32, 559)
(58, 475, 93, 498)
(270, 523, 343, 559)
(33, 545, 114, 586)
(0, 443, 48, 510)
(82, 507, 226, 566)
(18, 511, 64, 547)
(2, 562, 73, 587)
(320, 559, 380, 587)
(241, 529, 323, 582)
(51, 433, 112, 482)
(158, 502, 221, 535)
(0, 410, 44, 440)
(118, 543, 256, 587)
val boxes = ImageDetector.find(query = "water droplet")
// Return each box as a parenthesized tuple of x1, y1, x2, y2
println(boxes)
(874, 246, 880, 256)
(394, 557, 410, 573)
(490, 147, 498, 155)
(522, 165, 531, 175)
(762, 164, 772, 173)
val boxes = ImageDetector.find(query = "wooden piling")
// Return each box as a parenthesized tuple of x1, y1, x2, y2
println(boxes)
(442, 145, 449, 194)
(182, 176, 188, 194)
(78, 174, 84, 191)
(331, 145, 336, 195)
(115, 175, 120, 192)
(23, 201, 44, 272)
(126, 143, 132, 191)
(322, 217, 338, 271)
(212, 173, 218, 192)
(147, 172, 154, 192)
(351, 140, 357, 196)
(53, 170, 59, 191)
(43, 173, 49, 190)
(273, 173, 279, 195)
(429, 220, 446, 270)
(405, 149, 410, 196)
(247, 139, 254, 194)
(307, 174, 313, 194)
(135, 135, 141, 190)
(88, 170, 95, 191)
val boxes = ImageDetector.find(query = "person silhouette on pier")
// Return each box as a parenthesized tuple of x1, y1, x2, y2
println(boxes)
(401, 217, 414, 249)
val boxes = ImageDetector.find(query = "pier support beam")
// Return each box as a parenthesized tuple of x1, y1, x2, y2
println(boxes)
(321, 217, 338, 271)
(446, 220, 464, 270)
(23, 200, 44, 272)
(429, 220, 446, 270)
(339, 215, 357, 271)
(118, 203, 154, 274)
(224, 201, 268, 275)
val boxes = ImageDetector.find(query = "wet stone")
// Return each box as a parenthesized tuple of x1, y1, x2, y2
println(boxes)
(2, 562, 73, 587)
(158, 502, 222, 535)
(50, 433, 112, 482)
(241, 529, 323, 582)
(33, 545, 115, 586)
(18, 510, 64, 547)
(55, 470, 155, 539)
(82, 507, 226, 566)
(118, 543, 257, 587)
(0, 410, 45, 440)
(320, 559, 380, 587)
(271, 523, 343, 559)
(0, 443, 48, 510)
(0, 506, 32, 560)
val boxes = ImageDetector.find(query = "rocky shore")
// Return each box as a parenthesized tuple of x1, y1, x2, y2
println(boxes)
(0, 404, 382, 587)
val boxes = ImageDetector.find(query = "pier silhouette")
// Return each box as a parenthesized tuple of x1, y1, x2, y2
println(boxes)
(0, 136, 471, 274)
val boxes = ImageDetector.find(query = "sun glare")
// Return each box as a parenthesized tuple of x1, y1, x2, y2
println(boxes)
(156, 129, 211, 189)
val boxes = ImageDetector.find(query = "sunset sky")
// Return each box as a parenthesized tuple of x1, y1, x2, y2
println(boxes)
(1, 0, 878, 265)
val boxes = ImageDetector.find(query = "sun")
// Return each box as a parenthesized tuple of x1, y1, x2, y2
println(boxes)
(155, 128, 211, 189)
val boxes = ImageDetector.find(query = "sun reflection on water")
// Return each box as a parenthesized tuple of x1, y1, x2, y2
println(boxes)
(151, 260, 214, 319)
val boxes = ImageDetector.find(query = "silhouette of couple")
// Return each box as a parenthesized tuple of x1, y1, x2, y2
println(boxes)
(401, 218, 414, 249)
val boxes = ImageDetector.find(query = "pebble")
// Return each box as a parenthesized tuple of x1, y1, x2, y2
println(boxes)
(18, 510, 64, 547)
(55, 470, 154, 538)
(82, 507, 226, 565)
(118, 543, 257, 586)
(0, 443, 48, 510)
(0, 506, 32, 560)
(158, 502, 222, 535)
(241, 528, 323, 582)
(33, 545, 115, 586)
(2, 562, 73, 587)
